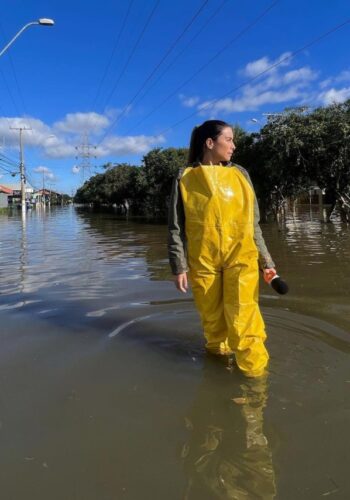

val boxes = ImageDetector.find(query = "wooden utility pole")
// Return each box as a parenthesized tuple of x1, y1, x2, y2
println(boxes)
(10, 126, 31, 211)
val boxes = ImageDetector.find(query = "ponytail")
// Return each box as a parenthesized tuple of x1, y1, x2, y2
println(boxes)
(187, 120, 231, 164)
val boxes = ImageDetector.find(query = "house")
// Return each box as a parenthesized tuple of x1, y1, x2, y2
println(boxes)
(0, 183, 34, 207)
(0, 184, 13, 208)
(33, 189, 63, 205)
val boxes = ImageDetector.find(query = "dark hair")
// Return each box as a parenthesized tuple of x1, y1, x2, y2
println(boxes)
(188, 120, 231, 164)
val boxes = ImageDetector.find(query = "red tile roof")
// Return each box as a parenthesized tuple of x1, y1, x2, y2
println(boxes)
(0, 185, 13, 194)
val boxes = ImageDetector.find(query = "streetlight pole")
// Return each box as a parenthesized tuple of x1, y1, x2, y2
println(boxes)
(0, 18, 55, 58)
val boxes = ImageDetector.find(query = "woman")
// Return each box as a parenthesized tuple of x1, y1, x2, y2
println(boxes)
(168, 120, 277, 378)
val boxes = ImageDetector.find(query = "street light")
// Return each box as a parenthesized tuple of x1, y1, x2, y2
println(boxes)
(0, 18, 55, 57)
(38, 18, 55, 26)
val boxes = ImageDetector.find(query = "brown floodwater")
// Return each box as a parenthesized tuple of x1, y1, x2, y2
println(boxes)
(0, 205, 349, 499)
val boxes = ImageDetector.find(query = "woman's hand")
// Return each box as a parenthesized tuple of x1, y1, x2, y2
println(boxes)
(174, 272, 188, 293)
(263, 268, 277, 284)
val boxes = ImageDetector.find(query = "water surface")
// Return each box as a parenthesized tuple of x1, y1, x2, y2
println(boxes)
(1, 206, 349, 499)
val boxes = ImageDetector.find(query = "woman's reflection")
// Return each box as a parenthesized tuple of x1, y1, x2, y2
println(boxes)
(182, 357, 276, 499)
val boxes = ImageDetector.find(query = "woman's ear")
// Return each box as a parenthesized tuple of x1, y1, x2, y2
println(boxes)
(205, 137, 214, 150)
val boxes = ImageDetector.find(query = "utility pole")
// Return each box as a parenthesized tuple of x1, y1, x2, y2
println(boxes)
(47, 182, 55, 206)
(10, 126, 31, 212)
(75, 132, 97, 181)
(42, 170, 46, 205)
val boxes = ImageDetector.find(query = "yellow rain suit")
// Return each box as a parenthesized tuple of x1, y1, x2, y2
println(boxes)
(168, 164, 275, 377)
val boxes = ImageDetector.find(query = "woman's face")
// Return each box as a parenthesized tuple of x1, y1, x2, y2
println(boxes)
(207, 126, 236, 163)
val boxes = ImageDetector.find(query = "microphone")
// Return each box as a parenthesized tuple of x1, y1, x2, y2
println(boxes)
(269, 275, 289, 295)
(263, 269, 289, 295)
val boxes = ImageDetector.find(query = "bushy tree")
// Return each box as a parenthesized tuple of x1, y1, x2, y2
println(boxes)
(141, 147, 188, 216)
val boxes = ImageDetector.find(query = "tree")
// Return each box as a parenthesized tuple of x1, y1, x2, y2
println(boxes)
(243, 102, 350, 220)
(142, 147, 188, 217)
(303, 100, 350, 220)
(103, 164, 140, 213)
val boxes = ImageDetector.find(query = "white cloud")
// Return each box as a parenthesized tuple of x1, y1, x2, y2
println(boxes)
(198, 87, 304, 115)
(0, 117, 51, 148)
(33, 165, 55, 180)
(193, 55, 318, 115)
(319, 69, 350, 89)
(72, 165, 80, 174)
(242, 52, 292, 78)
(0, 112, 164, 160)
(319, 87, 350, 105)
(44, 141, 77, 159)
(336, 70, 350, 83)
(54, 112, 110, 135)
(179, 51, 322, 115)
(242, 66, 318, 96)
(179, 94, 200, 107)
(96, 134, 165, 157)
(282, 67, 318, 85)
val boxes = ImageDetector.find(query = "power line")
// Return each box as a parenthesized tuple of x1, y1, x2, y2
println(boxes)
(0, 162, 17, 173)
(25, 170, 40, 191)
(0, 102, 13, 129)
(0, 151, 18, 167)
(4, 53, 27, 115)
(0, 148, 19, 175)
(0, 164, 18, 176)
(125, 0, 280, 134)
(0, 147, 19, 163)
(101, 0, 161, 110)
(0, 19, 27, 116)
(98, 0, 210, 144)
(124, 0, 231, 128)
(0, 163, 16, 175)
(0, 157, 16, 168)
(0, 67, 22, 117)
(157, 17, 350, 137)
(92, 0, 135, 109)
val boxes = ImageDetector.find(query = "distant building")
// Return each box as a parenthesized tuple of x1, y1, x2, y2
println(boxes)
(0, 184, 13, 208)
(33, 188, 63, 205)
(0, 183, 34, 207)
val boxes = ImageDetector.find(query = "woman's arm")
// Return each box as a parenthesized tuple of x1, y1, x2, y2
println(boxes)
(168, 172, 189, 276)
(234, 164, 275, 269)
(252, 194, 276, 269)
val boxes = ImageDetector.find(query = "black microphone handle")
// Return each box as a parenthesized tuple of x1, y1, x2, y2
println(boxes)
(270, 275, 289, 295)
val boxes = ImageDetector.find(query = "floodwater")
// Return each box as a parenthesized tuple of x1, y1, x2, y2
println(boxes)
(0, 205, 349, 500)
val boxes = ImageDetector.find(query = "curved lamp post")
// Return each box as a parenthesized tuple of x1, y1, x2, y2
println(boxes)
(0, 18, 55, 57)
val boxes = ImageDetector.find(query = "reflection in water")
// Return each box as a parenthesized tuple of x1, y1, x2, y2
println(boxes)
(182, 358, 276, 500)
(19, 210, 27, 294)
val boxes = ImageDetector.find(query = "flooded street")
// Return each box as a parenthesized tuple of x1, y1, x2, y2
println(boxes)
(1, 206, 350, 499)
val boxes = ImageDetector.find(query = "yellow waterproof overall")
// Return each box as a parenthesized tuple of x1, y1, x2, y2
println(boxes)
(180, 165, 268, 377)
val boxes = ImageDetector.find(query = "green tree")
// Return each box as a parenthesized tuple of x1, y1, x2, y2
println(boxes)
(302, 100, 350, 220)
(142, 147, 188, 216)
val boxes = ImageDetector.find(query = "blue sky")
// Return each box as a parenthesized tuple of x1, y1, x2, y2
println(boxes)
(0, 0, 349, 194)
